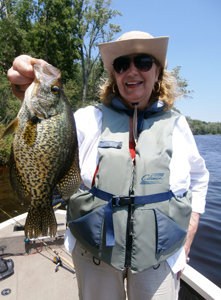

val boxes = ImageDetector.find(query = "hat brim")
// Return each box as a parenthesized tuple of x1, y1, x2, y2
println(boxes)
(99, 37, 169, 76)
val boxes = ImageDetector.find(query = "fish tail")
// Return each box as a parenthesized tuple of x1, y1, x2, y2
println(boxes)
(25, 208, 42, 238)
(41, 206, 57, 237)
(25, 206, 57, 238)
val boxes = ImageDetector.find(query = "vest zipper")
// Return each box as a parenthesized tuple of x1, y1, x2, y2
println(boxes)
(125, 112, 137, 268)
(124, 190, 135, 268)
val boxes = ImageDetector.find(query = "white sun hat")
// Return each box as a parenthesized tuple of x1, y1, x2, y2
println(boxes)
(99, 31, 169, 76)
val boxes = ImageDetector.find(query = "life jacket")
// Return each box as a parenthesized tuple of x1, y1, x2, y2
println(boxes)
(67, 103, 192, 273)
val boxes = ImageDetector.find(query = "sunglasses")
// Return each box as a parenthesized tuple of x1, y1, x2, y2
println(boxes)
(113, 54, 156, 74)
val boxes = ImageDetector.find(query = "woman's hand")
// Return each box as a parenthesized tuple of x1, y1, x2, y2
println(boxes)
(7, 55, 46, 101)
(177, 212, 200, 280)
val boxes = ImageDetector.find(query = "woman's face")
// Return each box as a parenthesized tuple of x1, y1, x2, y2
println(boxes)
(114, 54, 161, 110)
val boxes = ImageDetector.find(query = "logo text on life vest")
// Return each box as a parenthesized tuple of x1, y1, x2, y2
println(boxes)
(140, 173, 164, 184)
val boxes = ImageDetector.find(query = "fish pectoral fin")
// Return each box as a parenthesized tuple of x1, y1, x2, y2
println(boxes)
(25, 206, 57, 238)
(57, 149, 81, 199)
(1, 118, 19, 138)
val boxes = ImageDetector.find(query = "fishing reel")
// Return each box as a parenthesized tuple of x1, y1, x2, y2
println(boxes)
(53, 256, 62, 272)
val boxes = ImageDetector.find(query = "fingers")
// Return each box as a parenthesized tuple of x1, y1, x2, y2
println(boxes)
(10, 83, 31, 101)
(8, 55, 46, 84)
(7, 66, 34, 86)
(7, 55, 47, 101)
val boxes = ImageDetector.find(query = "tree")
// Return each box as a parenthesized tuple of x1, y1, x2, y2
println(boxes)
(0, 0, 81, 123)
(21, 0, 80, 82)
(171, 66, 194, 98)
(0, 0, 123, 165)
(75, 0, 121, 103)
(0, 1, 29, 73)
(0, 0, 17, 19)
(0, 1, 24, 125)
(0, 0, 8, 18)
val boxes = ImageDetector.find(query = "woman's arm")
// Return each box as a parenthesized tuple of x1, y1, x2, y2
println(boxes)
(171, 116, 209, 279)
(177, 211, 200, 279)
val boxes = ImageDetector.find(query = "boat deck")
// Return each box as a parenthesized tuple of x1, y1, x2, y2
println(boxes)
(0, 210, 79, 300)
(1, 210, 221, 300)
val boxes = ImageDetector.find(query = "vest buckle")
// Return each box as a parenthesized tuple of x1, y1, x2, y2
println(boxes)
(112, 195, 135, 206)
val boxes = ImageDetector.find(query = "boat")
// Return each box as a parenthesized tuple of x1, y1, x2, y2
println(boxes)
(1, 209, 221, 300)
(0, 210, 78, 299)
(179, 265, 221, 300)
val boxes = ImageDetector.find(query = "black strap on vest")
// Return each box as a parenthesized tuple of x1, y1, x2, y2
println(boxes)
(89, 186, 174, 247)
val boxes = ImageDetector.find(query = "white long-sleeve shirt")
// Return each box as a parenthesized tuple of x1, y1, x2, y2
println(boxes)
(65, 105, 209, 273)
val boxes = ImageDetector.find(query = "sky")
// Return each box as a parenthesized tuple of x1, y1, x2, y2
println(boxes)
(109, 0, 221, 122)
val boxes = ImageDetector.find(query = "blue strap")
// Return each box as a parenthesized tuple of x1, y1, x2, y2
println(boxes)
(89, 186, 115, 247)
(134, 190, 174, 205)
(105, 200, 115, 247)
(89, 186, 174, 205)
(89, 186, 174, 247)
(90, 186, 114, 201)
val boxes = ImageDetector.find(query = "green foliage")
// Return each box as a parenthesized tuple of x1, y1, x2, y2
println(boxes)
(63, 76, 83, 112)
(0, 74, 21, 124)
(17, 0, 80, 82)
(0, 124, 13, 166)
(0, 16, 27, 73)
(0, 0, 121, 165)
(171, 66, 194, 98)
(187, 118, 221, 135)
(75, 0, 122, 102)
(86, 57, 105, 102)
(0, 74, 20, 166)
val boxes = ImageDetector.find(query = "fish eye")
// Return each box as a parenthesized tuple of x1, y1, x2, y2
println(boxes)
(51, 85, 60, 94)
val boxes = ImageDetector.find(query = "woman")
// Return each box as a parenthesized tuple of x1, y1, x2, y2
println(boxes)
(8, 31, 209, 300)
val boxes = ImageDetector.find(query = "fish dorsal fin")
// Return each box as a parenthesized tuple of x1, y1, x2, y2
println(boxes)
(1, 118, 19, 138)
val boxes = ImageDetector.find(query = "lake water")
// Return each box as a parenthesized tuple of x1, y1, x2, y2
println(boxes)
(0, 166, 29, 222)
(188, 135, 221, 288)
(0, 135, 220, 287)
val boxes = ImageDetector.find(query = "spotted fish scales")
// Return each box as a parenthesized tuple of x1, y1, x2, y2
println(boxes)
(3, 64, 81, 238)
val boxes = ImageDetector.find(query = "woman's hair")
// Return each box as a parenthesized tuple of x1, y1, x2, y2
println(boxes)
(99, 65, 182, 110)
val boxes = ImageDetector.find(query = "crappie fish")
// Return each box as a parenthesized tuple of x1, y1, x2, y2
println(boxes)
(2, 63, 81, 238)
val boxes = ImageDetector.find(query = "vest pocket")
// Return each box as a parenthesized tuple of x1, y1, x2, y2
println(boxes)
(69, 205, 105, 249)
(154, 209, 187, 253)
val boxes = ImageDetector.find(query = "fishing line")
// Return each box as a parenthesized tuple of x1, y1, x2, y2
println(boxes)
(49, 237, 72, 259)
(0, 207, 24, 227)
(34, 238, 75, 271)
(1, 207, 74, 270)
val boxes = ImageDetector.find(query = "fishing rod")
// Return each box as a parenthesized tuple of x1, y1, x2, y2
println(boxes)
(36, 238, 75, 272)
(25, 236, 75, 272)
(1, 206, 74, 272)
(0, 199, 65, 230)
(0, 192, 66, 226)
(0, 207, 24, 228)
